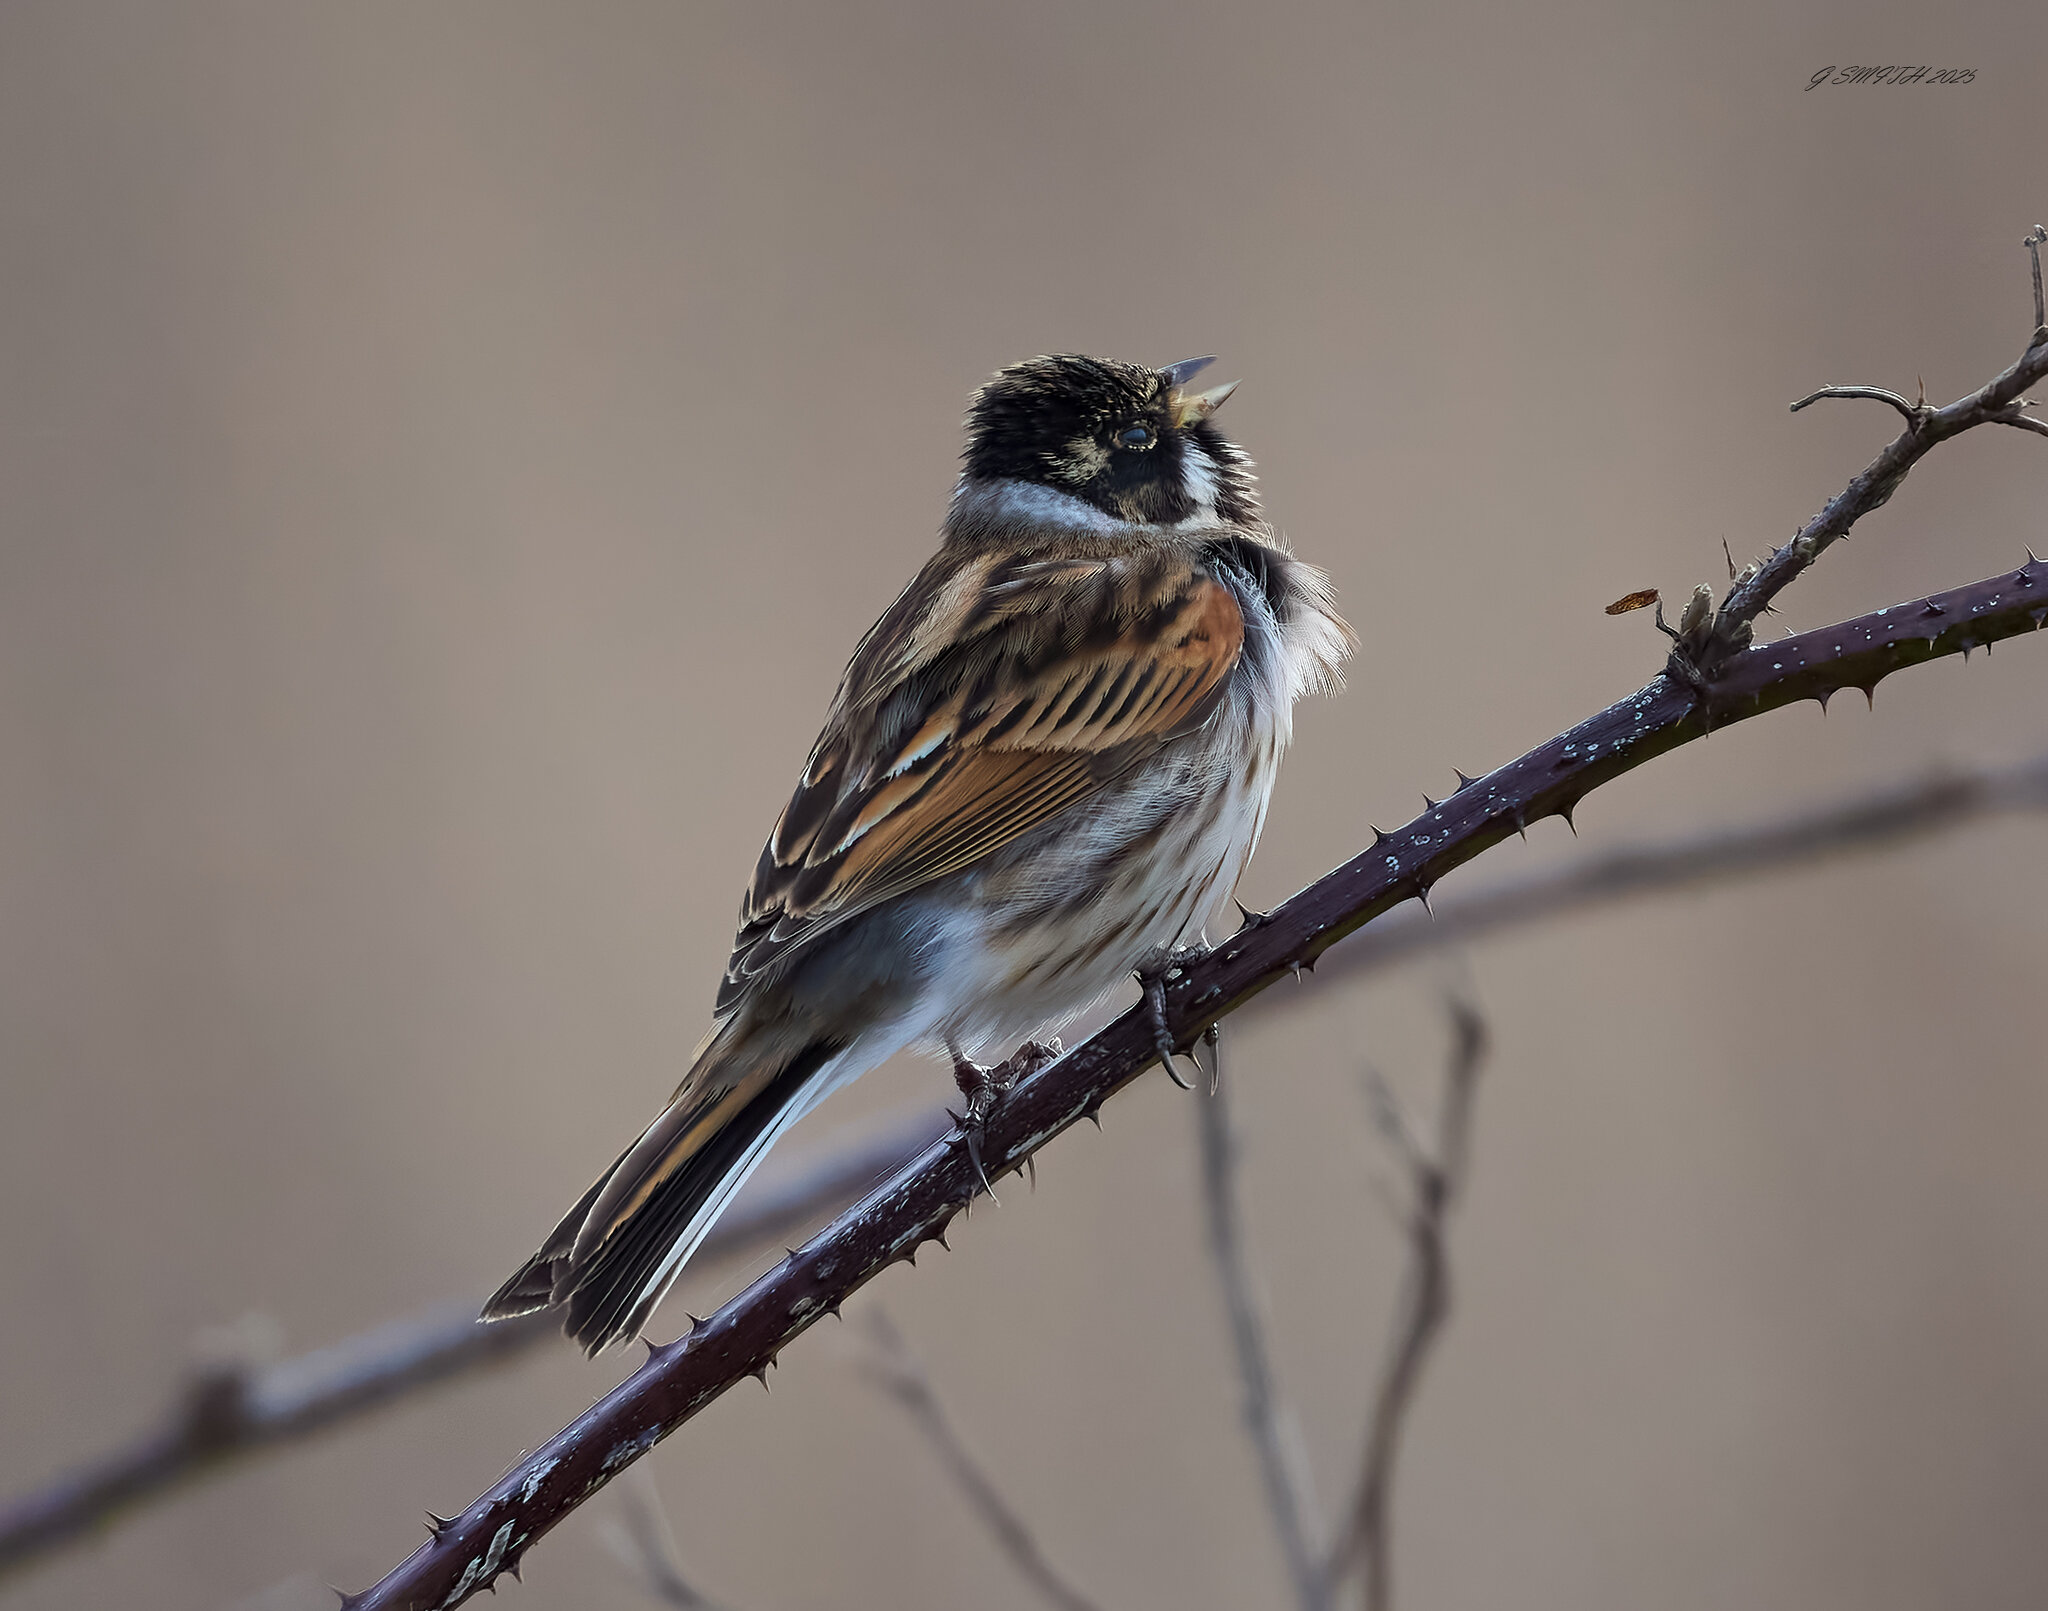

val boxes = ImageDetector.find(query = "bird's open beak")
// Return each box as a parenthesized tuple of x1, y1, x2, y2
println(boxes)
(1160, 355, 1239, 428)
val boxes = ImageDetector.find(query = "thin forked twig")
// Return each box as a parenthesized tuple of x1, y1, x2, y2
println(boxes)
(1695, 292, 2048, 666)
(854, 1310, 1107, 1611)
(1330, 999, 1490, 1611)
(1197, 1037, 1329, 1611)
(598, 1466, 733, 1611)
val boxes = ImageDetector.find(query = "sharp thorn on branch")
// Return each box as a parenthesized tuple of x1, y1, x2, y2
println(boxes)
(964, 1125, 997, 1204)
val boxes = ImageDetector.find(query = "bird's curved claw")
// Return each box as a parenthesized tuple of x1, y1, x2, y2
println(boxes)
(1136, 952, 1208, 1092)
(949, 1039, 1060, 1202)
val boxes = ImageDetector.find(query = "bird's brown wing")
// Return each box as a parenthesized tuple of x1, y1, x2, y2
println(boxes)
(714, 545, 1246, 1014)
(497, 545, 1246, 1345)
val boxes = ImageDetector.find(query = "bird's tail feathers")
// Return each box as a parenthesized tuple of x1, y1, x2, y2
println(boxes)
(482, 1035, 843, 1354)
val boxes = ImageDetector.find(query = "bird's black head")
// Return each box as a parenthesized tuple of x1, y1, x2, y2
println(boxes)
(960, 354, 1259, 527)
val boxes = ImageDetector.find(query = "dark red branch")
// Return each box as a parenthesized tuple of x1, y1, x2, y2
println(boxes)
(17, 756, 2048, 1586)
(343, 556, 2045, 1611)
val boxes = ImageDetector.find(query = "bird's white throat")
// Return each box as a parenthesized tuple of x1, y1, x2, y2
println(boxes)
(951, 469, 1226, 536)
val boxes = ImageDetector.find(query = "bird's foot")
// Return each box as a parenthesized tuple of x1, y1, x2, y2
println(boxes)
(1135, 945, 1212, 1092)
(949, 1039, 1060, 1202)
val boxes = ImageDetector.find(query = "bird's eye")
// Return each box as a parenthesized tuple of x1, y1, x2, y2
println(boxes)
(1116, 422, 1157, 450)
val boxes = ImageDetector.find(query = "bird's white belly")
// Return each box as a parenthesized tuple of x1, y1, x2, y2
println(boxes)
(916, 690, 1286, 1061)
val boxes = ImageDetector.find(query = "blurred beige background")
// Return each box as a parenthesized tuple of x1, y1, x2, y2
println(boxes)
(3, 3, 2045, 1608)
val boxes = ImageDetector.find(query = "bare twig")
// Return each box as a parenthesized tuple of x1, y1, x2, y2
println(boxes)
(1694, 310, 2048, 670)
(1788, 385, 1922, 425)
(0, 1107, 952, 1580)
(1197, 1041, 1329, 1611)
(1331, 1001, 1488, 1611)
(854, 1310, 1106, 1611)
(338, 548, 2048, 1610)
(597, 1467, 733, 1610)
(2026, 225, 2046, 332)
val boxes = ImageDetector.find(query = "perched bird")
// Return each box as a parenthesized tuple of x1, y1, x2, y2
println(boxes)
(484, 354, 1352, 1352)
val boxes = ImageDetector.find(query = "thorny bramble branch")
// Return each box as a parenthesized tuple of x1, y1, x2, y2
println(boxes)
(341, 264, 2048, 1604)
(343, 561, 2048, 1608)
(14, 742, 2048, 1586)
(15, 250, 2034, 1609)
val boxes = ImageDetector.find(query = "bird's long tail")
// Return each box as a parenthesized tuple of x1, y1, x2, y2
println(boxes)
(482, 1034, 843, 1354)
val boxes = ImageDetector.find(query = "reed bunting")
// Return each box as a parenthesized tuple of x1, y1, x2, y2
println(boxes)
(485, 354, 1352, 1352)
